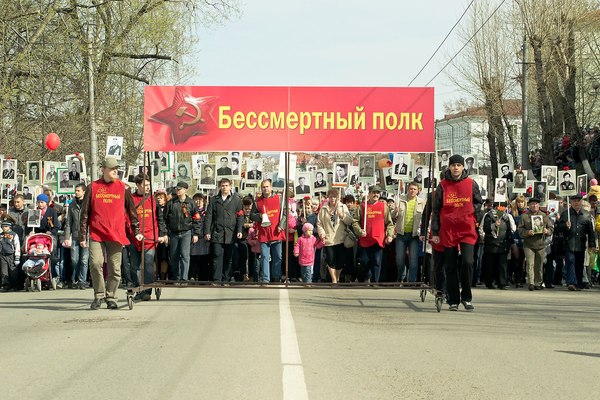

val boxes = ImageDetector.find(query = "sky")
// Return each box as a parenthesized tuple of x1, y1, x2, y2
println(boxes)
(184, 0, 471, 119)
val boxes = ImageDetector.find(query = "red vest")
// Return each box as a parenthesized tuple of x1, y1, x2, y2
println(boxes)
(358, 200, 386, 248)
(439, 177, 477, 247)
(255, 194, 285, 242)
(132, 193, 158, 251)
(89, 179, 130, 245)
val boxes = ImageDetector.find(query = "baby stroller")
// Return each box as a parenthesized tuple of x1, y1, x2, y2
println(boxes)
(23, 233, 55, 292)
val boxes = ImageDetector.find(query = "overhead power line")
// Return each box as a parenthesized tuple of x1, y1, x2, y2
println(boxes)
(424, 0, 508, 87)
(407, 0, 476, 87)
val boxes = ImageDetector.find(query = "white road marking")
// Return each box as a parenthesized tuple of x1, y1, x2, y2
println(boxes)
(279, 289, 309, 400)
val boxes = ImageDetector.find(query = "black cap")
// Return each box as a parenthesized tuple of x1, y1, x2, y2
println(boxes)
(571, 193, 583, 200)
(369, 185, 382, 193)
(176, 181, 189, 189)
(448, 154, 464, 166)
(528, 197, 541, 204)
(0, 220, 12, 226)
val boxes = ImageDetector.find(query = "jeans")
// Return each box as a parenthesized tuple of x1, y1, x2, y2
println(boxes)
(211, 242, 234, 282)
(259, 241, 282, 283)
(360, 245, 383, 283)
(565, 250, 585, 288)
(169, 230, 192, 281)
(444, 243, 474, 305)
(301, 265, 313, 283)
(70, 240, 89, 284)
(395, 233, 420, 282)
(129, 245, 155, 289)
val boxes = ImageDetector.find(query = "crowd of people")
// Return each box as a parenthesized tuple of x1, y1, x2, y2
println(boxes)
(1, 151, 599, 312)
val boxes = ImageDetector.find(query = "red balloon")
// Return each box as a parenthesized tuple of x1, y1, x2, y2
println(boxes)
(45, 132, 60, 151)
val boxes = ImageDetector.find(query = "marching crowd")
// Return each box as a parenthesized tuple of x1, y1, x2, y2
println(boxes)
(1, 152, 599, 312)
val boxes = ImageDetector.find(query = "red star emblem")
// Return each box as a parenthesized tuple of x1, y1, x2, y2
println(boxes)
(149, 88, 218, 145)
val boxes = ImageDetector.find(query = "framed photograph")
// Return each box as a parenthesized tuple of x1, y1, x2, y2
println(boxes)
(277, 153, 297, 182)
(464, 155, 478, 176)
(577, 174, 588, 195)
(423, 169, 438, 190)
(191, 154, 209, 179)
(64, 158, 82, 183)
(312, 169, 329, 192)
(230, 155, 241, 178)
(498, 163, 513, 182)
(531, 215, 544, 235)
(26, 161, 42, 185)
(547, 200, 559, 218)
(532, 181, 547, 206)
(437, 149, 451, 172)
(541, 165, 557, 190)
(391, 153, 411, 179)
(513, 170, 527, 193)
(27, 209, 41, 228)
(22, 185, 34, 201)
(348, 166, 359, 186)
(294, 172, 312, 198)
(382, 166, 397, 190)
(174, 162, 192, 186)
(106, 136, 123, 159)
(16, 174, 24, 192)
(245, 159, 263, 183)
(56, 168, 75, 194)
(493, 178, 508, 203)
(216, 155, 232, 177)
(358, 155, 375, 178)
(43, 161, 65, 185)
(525, 180, 535, 198)
(154, 151, 171, 172)
(66, 154, 86, 178)
(1, 183, 15, 203)
(127, 166, 137, 183)
(198, 163, 217, 189)
(333, 162, 349, 187)
(412, 165, 425, 186)
(558, 170, 577, 197)
(473, 175, 488, 199)
(1, 158, 17, 183)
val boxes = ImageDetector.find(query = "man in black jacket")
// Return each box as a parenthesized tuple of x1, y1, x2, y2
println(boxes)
(63, 183, 88, 289)
(205, 178, 243, 284)
(162, 181, 200, 282)
(556, 194, 596, 290)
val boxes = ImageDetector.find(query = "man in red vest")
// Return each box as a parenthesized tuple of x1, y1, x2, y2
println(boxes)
(250, 179, 285, 284)
(80, 156, 142, 310)
(352, 185, 395, 283)
(129, 174, 167, 301)
(431, 154, 483, 311)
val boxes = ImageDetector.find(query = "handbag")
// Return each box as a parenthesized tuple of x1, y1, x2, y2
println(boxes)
(343, 225, 358, 248)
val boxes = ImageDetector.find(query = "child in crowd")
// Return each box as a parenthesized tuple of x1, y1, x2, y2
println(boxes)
(21, 242, 50, 277)
(189, 193, 210, 281)
(294, 223, 323, 283)
(0, 220, 21, 291)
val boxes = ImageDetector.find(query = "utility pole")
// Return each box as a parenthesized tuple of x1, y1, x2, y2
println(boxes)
(88, 7, 99, 180)
(520, 34, 531, 169)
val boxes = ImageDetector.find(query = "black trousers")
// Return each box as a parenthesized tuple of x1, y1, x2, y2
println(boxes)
(482, 250, 508, 287)
(444, 243, 474, 305)
(211, 243, 234, 282)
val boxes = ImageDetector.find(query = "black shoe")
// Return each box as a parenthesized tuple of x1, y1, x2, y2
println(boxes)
(106, 300, 118, 309)
(486, 285, 496, 289)
(449, 304, 459, 311)
(545, 284, 555, 289)
(498, 285, 508, 290)
(528, 284, 535, 291)
(534, 285, 543, 290)
(90, 298, 104, 310)
(141, 292, 151, 301)
(461, 300, 474, 311)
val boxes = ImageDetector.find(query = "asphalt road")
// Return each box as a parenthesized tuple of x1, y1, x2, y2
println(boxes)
(1, 285, 598, 400)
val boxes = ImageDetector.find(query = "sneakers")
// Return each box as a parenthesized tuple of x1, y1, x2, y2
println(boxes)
(448, 304, 459, 311)
(90, 298, 104, 310)
(567, 284, 576, 291)
(461, 300, 474, 311)
(106, 300, 118, 309)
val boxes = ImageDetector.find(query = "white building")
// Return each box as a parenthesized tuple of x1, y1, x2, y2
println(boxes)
(435, 100, 523, 169)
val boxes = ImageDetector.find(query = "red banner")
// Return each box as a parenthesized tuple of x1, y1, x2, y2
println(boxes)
(143, 86, 434, 153)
